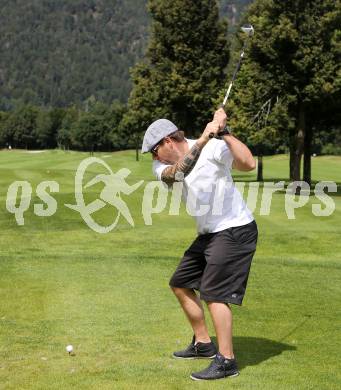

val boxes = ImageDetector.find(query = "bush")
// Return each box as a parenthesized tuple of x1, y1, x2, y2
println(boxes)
(321, 143, 341, 156)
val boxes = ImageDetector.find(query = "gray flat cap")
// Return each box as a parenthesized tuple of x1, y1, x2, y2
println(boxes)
(142, 119, 178, 153)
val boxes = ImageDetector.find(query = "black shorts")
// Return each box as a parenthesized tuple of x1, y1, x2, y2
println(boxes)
(169, 220, 258, 305)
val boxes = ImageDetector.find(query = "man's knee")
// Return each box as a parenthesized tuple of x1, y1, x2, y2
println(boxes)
(170, 285, 192, 296)
(170, 285, 182, 295)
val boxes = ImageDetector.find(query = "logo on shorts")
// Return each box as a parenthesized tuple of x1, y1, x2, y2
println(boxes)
(231, 293, 238, 298)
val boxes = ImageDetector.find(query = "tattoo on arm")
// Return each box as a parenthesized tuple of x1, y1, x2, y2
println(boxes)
(161, 143, 203, 185)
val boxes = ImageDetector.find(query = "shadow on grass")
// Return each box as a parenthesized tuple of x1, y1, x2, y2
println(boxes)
(210, 336, 296, 370)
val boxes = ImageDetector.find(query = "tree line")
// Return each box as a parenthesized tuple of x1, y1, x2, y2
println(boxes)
(0, 100, 128, 152)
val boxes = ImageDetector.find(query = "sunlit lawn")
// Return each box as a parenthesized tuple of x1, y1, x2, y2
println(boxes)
(0, 150, 340, 389)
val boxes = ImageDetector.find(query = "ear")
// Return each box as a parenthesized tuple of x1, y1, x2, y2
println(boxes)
(164, 137, 174, 149)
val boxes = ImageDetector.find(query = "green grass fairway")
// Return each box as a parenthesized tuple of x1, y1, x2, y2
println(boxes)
(0, 150, 340, 389)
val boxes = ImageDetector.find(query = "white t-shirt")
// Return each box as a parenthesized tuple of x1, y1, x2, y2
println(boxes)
(153, 138, 254, 234)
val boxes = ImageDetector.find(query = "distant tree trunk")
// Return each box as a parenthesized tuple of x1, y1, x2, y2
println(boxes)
(290, 104, 305, 181)
(257, 155, 263, 181)
(135, 137, 139, 162)
(303, 126, 312, 185)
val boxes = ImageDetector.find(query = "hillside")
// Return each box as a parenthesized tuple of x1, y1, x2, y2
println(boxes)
(0, 0, 252, 109)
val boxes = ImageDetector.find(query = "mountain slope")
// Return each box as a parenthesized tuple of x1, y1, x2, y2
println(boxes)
(0, 0, 251, 109)
(0, 0, 149, 108)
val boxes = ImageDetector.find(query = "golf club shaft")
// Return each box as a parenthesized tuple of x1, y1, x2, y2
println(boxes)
(222, 39, 248, 107)
(209, 36, 251, 138)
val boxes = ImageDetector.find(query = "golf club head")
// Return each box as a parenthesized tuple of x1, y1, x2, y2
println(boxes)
(241, 24, 254, 37)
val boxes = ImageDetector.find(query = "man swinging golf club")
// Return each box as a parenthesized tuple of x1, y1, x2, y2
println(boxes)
(142, 106, 258, 381)
(142, 24, 257, 381)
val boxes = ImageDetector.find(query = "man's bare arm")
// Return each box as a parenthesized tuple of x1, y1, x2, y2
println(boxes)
(224, 135, 256, 171)
(161, 142, 204, 185)
(214, 108, 256, 171)
(161, 121, 220, 185)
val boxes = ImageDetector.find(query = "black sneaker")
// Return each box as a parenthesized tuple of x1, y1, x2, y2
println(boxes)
(173, 335, 217, 359)
(190, 352, 239, 380)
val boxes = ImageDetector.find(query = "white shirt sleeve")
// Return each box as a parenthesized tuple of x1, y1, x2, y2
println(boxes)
(213, 140, 234, 169)
(152, 160, 171, 181)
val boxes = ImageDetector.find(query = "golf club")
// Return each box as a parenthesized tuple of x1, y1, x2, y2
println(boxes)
(210, 24, 254, 138)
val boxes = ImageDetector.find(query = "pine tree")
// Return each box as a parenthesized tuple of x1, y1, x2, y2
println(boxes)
(229, 0, 341, 182)
(125, 0, 229, 137)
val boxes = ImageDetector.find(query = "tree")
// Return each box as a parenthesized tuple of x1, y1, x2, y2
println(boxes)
(73, 113, 101, 154)
(71, 100, 126, 153)
(124, 0, 230, 138)
(3, 105, 39, 149)
(49, 107, 67, 146)
(57, 106, 79, 150)
(35, 109, 54, 148)
(108, 101, 128, 151)
(248, 97, 279, 181)
(0, 111, 11, 147)
(230, 0, 341, 183)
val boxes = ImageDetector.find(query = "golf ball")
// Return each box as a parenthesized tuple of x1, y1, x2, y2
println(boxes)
(66, 345, 73, 353)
